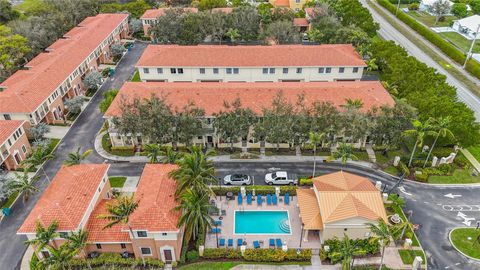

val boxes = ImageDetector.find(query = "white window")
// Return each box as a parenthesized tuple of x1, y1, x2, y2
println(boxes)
(262, 68, 268, 74)
(199, 68, 205, 74)
(353, 67, 359, 73)
(178, 68, 183, 74)
(22, 145, 27, 154)
(213, 68, 219, 74)
(157, 68, 163, 74)
(140, 247, 152, 255)
(3, 114, 11, 120)
(318, 67, 325, 73)
(226, 68, 232, 74)
(143, 68, 149, 74)
(283, 68, 288, 74)
(325, 67, 332, 73)
(269, 68, 275, 74)
(339, 67, 345, 73)
(296, 68, 302, 74)
(233, 68, 239, 74)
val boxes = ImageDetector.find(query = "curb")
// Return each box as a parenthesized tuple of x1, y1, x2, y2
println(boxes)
(448, 227, 480, 262)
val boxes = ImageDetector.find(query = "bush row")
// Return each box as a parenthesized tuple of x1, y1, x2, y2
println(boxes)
(377, 0, 480, 79)
(211, 186, 297, 196)
(322, 238, 379, 264)
(66, 253, 165, 269)
(202, 248, 311, 262)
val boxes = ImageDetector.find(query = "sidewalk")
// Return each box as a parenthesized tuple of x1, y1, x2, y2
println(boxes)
(94, 131, 375, 167)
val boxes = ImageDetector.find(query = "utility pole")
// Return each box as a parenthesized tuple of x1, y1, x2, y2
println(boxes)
(463, 24, 480, 69)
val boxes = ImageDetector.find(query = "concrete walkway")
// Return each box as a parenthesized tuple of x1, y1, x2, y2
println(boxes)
(460, 148, 480, 172)
(365, 144, 377, 163)
(45, 125, 70, 140)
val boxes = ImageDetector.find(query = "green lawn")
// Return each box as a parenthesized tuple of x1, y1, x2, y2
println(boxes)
(13, 0, 45, 14)
(131, 70, 141, 82)
(353, 151, 371, 162)
(389, 204, 420, 246)
(384, 165, 399, 176)
(467, 145, 480, 162)
(428, 169, 480, 184)
(439, 32, 480, 53)
(398, 249, 426, 265)
(375, 149, 404, 165)
(450, 228, 480, 259)
(407, 11, 455, 27)
(177, 262, 241, 270)
(109, 177, 127, 188)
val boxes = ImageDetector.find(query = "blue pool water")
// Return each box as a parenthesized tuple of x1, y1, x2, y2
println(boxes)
(234, 211, 291, 234)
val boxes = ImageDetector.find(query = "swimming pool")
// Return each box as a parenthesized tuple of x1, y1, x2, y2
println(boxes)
(234, 210, 291, 234)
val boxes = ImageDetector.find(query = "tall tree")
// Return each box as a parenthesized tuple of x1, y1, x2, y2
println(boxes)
(309, 132, 325, 177)
(423, 116, 454, 167)
(329, 234, 366, 270)
(367, 220, 392, 270)
(170, 146, 217, 196)
(160, 146, 183, 164)
(262, 20, 300, 44)
(63, 147, 92, 166)
(99, 195, 139, 240)
(228, 6, 260, 41)
(171, 102, 205, 149)
(29, 123, 51, 143)
(0, 0, 19, 23)
(149, 8, 186, 44)
(328, 143, 358, 165)
(430, 0, 452, 25)
(25, 221, 59, 252)
(7, 171, 39, 205)
(22, 144, 55, 182)
(213, 98, 256, 151)
(0, 25, 30, 78)
(143, 144, 161, 164)
(174, 189, 214, 244)
(139, 95, 173, 144)
(66, 229, 91, 270)
(402, 119, 434, 168)
(259, 92, 294, 151)
(202, 11, 228, 44)
(113, 97, 142, 139)
(41, 243, 78, 270)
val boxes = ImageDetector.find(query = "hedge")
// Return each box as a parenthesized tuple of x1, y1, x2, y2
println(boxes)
(211, 186, 297, 196)
(66, 253, 165, 268)
(299, 178, 313, 186)
(377, 0, 480, 79)
(323, 238, 379, 264)
(201, 248, 311, 262)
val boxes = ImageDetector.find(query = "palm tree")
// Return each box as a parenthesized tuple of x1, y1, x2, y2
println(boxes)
(175, 189, 215, 244)
(99, 195, 139, 238)
(170, 146, 217, 197)
(66, 229, 91, 270)
(63, 147, 92, 166)
(21, 145, 55, 182)
(41, 243, 77, 270)
(143, 144, 161, 164)
(8, 171, 39, 205)
(367, 220, 392, 270)
(328, 143, 358, 165)
(25, 221, 59, 252)
(330, 234, 366, 270)
(403, 119, 434, 168)
(423, 117, 454, 168)
(160, 146, 183, 164)
(309, 132, 325, 177)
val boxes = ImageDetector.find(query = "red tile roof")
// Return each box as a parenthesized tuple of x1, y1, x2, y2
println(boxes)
(18, 164, 110, 234)
(104, 81, 394, 117)
(293, 18, 309, 27)
(0, 14, 128, 114)
(0, 120, 24, 145)
(140, 8, 198, 19)
(137, 45, 366, 67)
(86, 199, 131, 243)
(129, 164, 181, 232)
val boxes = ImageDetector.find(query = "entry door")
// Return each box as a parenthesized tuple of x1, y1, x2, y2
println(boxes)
(163, 249, 173, 263)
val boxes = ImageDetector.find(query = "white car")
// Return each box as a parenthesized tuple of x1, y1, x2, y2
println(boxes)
(264, 171, 298, 185)
(223, 174, 252, 186)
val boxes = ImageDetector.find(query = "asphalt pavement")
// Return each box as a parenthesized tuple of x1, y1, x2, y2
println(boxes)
(360, 0, 480, 120)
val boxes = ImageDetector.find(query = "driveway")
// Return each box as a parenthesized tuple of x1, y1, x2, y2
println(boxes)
(0, 41, 147, 270)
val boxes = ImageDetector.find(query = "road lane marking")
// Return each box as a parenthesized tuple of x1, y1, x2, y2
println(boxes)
(399, 186, 412, 196)
(444, 193, 462, 199)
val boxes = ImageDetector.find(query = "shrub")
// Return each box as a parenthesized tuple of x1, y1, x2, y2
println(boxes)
(110, 146, 135, 156)
(186, 250, 199, 262)
(324, 237, 379, 263)
(67, 253, 164, 268)
(299, 178, 313, 186)
(415, 171, 429, 182)
(243, 248, 286, 262)
(285, 249, 312, 261)
(319, 248, 327, 261)
(83, 70, 103, 91)
(226, 248, 243, 259)
(409, 2, 419, 10)
(202, 248, 228, 259)
(454, 153, 469, 168)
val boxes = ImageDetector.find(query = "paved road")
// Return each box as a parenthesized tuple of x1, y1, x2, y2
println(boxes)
(361, 0, 480, 120)
(0, 42, 147, 270)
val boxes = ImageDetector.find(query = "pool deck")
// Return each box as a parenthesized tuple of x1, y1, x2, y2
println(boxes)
(206, 196, 322, 250)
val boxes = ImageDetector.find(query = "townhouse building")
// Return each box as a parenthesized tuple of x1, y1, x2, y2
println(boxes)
(269, 0, 307, 12)
(103, 81, 394, 149)
(0, 13, 129, 127)
(18, 164, 183, 263)
(0, 120, 31, 171)
(136, 45, 366, 83)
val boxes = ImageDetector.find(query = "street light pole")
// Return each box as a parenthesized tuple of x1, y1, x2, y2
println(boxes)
(396, 0, 401, 15)
(463, 24, 480, 69)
